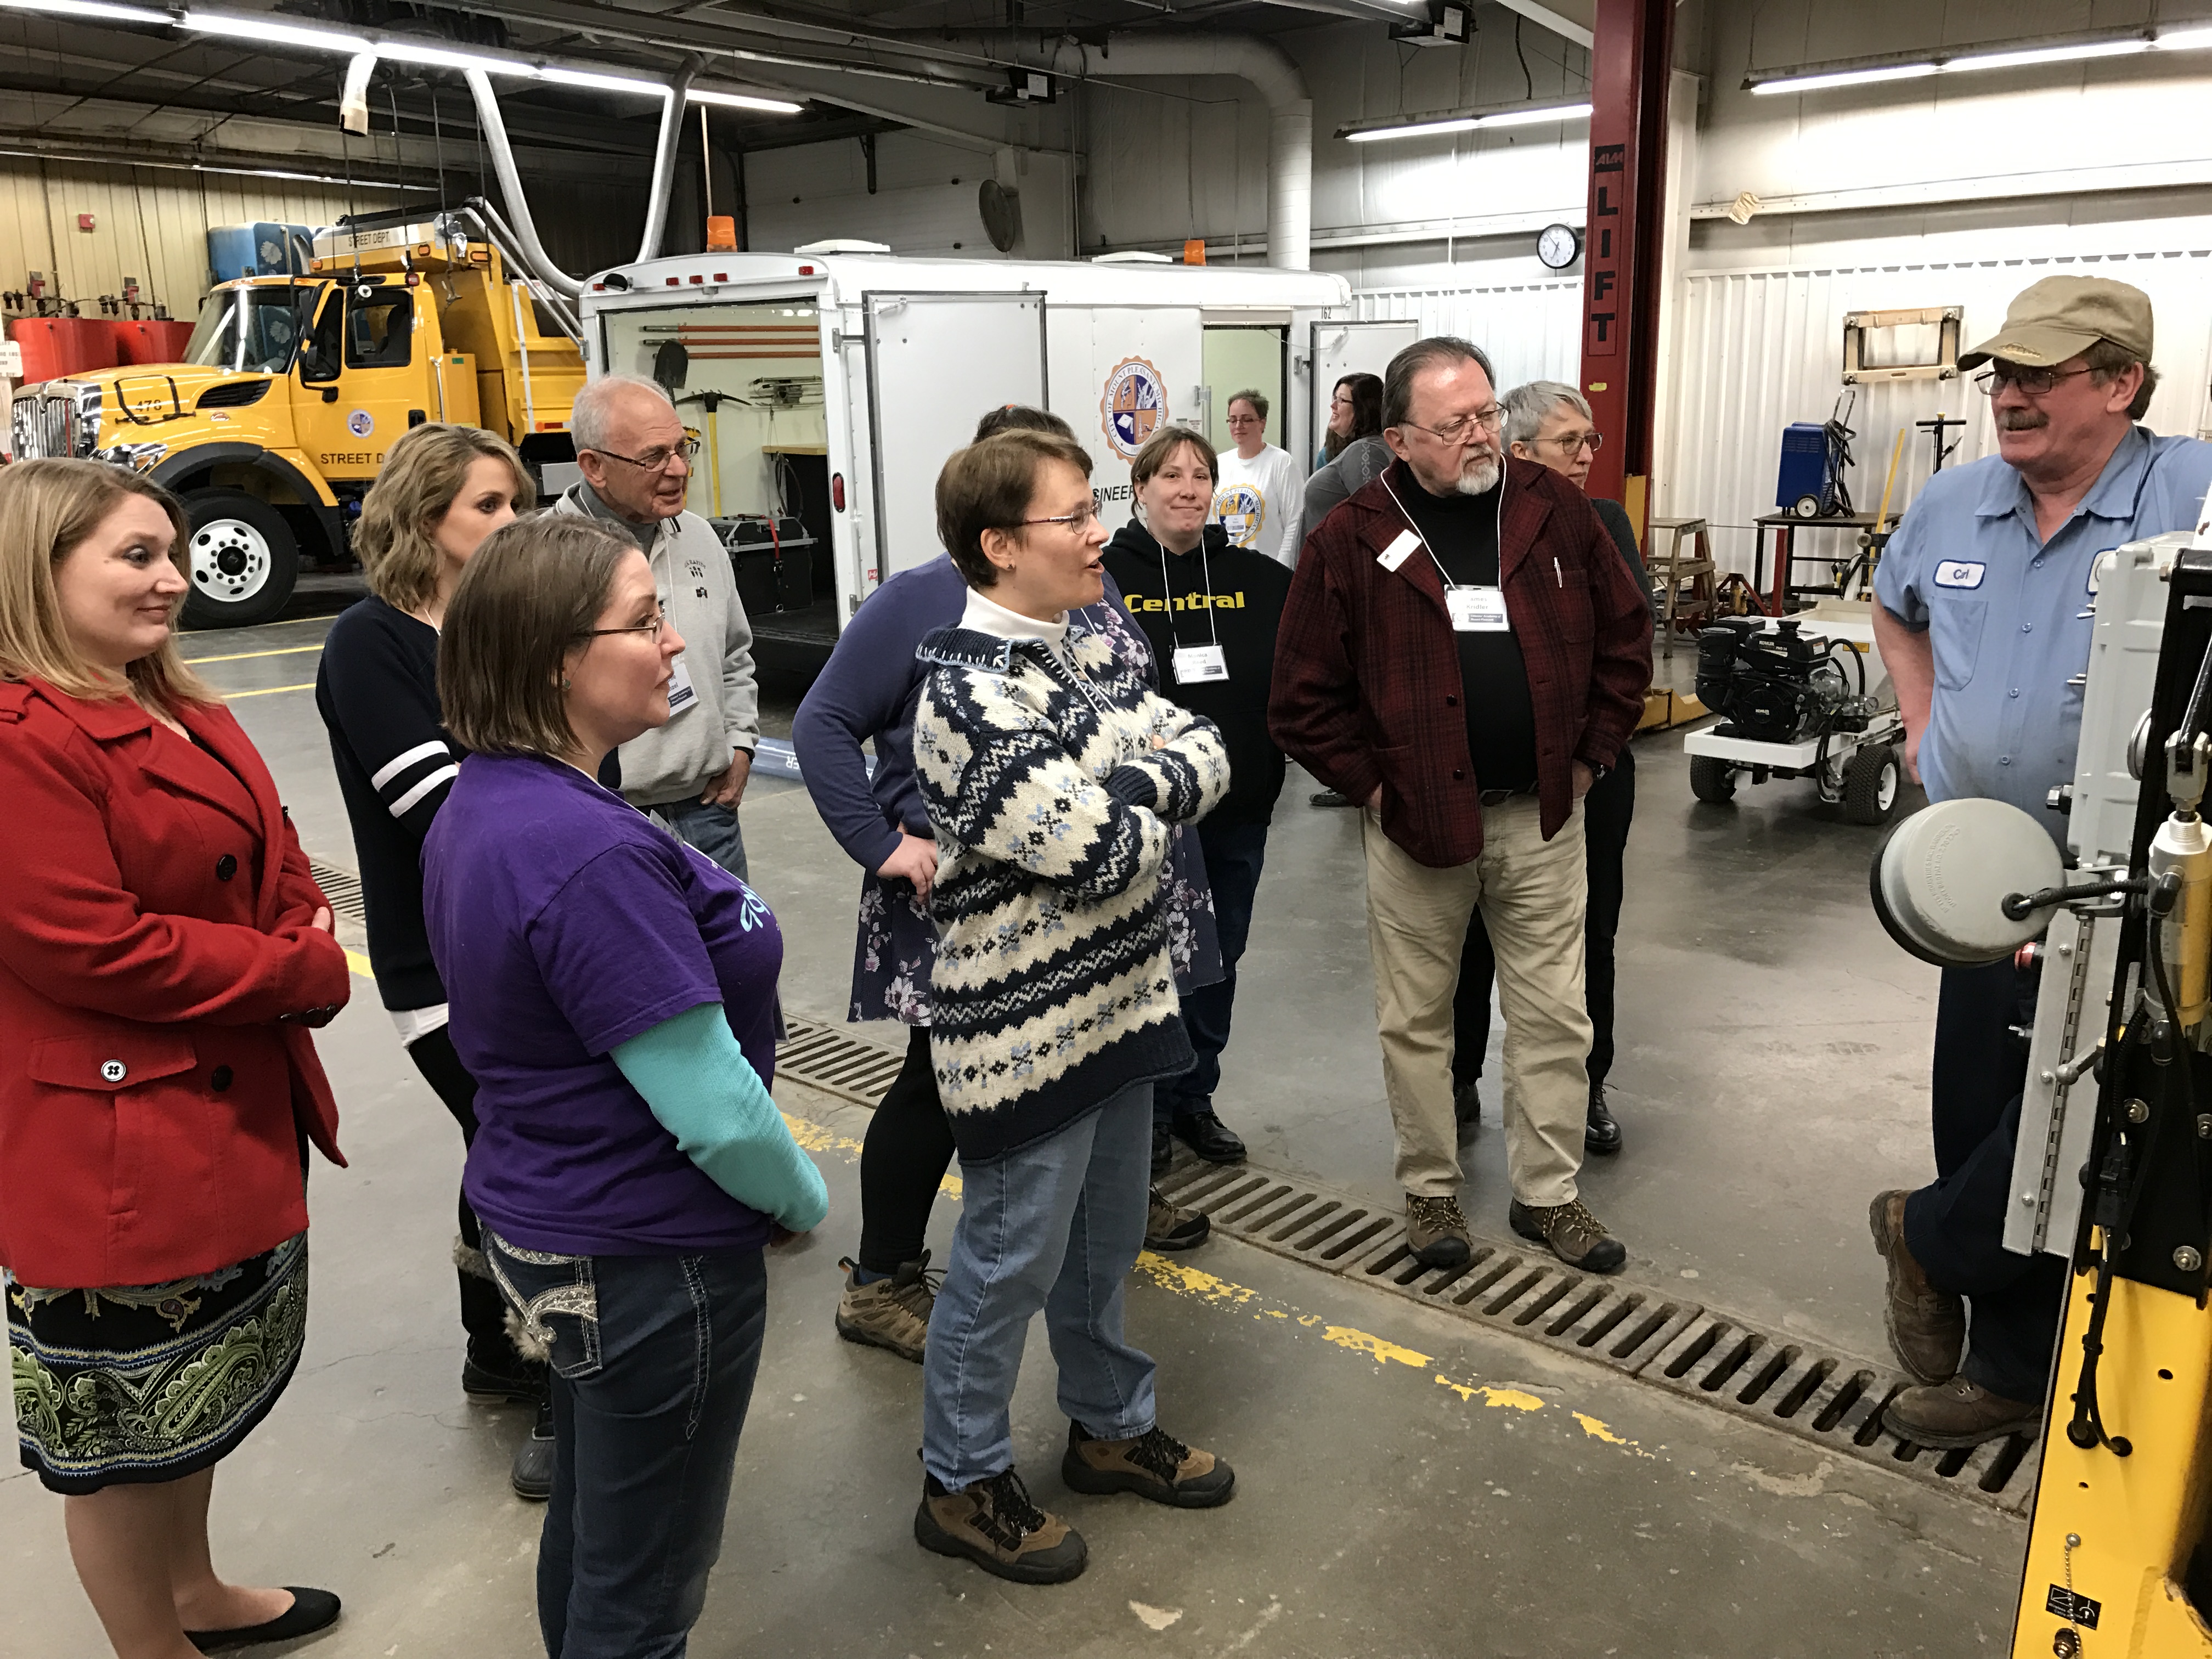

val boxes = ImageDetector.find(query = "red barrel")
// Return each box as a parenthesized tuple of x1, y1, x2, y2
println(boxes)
(110, 318, 193, 365)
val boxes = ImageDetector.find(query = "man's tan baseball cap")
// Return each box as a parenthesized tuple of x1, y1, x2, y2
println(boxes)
(1959, 275, 2154, 370)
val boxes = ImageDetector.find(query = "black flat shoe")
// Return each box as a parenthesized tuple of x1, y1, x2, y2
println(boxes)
(462, 1344, 547, 1404)
(1584, 1085, 1623, 1156)
(1150, 1122, 1174, 1176)
(1310, 788, 1353, 808)
(512, 1393, 555, 1501)
(1172, 1109, 1246, 1166)
(186, 1587, 341, 1652)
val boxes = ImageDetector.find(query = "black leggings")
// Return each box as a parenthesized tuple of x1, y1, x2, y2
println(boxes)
(407, 1024, 531, 1362)
(856, 1024, 957, 1274)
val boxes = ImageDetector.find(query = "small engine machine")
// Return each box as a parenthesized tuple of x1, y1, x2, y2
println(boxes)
(1695, 616, 1878, 744)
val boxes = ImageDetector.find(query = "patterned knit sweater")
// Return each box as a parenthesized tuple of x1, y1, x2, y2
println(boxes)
(913, 606, 1229, 1161)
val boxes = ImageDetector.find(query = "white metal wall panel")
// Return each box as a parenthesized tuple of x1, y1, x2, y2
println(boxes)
(1665, 250, 2212, 582)
(1350, 279, 1583, 402)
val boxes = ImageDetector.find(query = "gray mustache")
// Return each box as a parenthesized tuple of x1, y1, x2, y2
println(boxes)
(1996, 409, 2049, 431)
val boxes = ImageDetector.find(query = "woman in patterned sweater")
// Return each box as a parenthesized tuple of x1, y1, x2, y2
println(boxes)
(907, 428, 1235, 1586)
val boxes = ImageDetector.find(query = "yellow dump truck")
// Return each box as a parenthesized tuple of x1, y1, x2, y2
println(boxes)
(7, 205, 582, 627)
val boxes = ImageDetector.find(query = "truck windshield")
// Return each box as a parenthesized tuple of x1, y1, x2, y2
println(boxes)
(182, 286, 319, 374)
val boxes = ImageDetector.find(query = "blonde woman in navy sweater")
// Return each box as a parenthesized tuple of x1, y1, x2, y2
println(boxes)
(314, 422, 554, 1499)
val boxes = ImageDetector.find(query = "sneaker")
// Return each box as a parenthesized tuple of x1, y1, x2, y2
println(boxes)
(461, 1342, 546, 1405)
(1882, 1376, 2042, 1449)
(1062, 1421, 1235, 1508)
(915, 1468, 1087, 1584)
(1405, 1194, 1472, 1269)
(1584, 1081, 1623, 1156)
(1867, 1190, 1965, 1386)
(511, 1393, 554, 1502)
(1509, 1198, 1627, 1274)
(1145, 1188, 1209, 1252)
(834, 1254, 940, 1364)
(1310, 788, 1354, 808)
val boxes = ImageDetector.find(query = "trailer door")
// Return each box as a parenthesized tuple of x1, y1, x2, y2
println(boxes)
(863, 292, 1046, 578)
(1311, 318, 1417, 460)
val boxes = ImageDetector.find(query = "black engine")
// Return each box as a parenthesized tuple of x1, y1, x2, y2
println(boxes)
(1695, 617, 1877, 744)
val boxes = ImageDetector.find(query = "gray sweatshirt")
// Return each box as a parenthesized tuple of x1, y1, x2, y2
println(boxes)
(555, 483, 760, 806)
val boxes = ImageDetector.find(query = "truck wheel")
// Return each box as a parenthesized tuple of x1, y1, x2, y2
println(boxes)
(1843, 744, 1903, 825)
(1690, 755, 1736, 804)
(180, 490, 299, 630)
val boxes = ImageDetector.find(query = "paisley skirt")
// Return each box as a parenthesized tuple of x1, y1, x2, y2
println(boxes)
(8, 1232, 308, 1494)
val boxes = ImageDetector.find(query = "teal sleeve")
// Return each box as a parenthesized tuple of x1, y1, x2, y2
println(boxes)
(611, 1002, 830, 1233)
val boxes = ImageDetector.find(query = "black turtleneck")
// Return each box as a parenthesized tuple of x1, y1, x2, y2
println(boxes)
(1386, 461, 1539, 794)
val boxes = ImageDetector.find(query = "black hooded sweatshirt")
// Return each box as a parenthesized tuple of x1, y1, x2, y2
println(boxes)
(1102, 518, 1293, 827)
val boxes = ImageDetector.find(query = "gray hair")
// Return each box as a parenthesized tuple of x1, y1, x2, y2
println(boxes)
(572, 373, 675, 455)
(1383, 337, 1496, 431)
(1502, 380, 1593, 450)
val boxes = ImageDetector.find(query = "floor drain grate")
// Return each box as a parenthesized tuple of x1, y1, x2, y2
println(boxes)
(1155, 1153, 2042, 1513)
(308, 857, 368, 928)
(775, 1016, 907, 1107)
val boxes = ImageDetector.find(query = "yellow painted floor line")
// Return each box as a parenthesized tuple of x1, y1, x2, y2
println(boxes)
(221, 681, 318, 699)
(345, 949, 374, 979)
(184, 642, 325, 665)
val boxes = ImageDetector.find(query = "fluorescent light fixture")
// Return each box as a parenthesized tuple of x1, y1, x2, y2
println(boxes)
(2154, 26, 2212, 49)
(1345, 102, 1589, 143)
(377, 41, 537, 76)
(1943, 39, 2146, 72)
(0, 1, 170, 21)
(689, 87, 806, 115)
(179, 10, 373, 53)
(1752, 63, 1939, 94)
(540, 65, 668, 97)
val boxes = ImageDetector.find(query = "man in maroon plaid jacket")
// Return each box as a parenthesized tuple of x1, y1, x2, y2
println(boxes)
(1268, 337, 1651, 1274)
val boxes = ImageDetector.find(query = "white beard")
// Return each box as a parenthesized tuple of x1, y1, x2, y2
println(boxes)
(1455, 450, 1502, 496)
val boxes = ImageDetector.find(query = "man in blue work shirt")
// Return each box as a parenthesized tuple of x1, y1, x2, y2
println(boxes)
(1869, 276, 2212, 1449)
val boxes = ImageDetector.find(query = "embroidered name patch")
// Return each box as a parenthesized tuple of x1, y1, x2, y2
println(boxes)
(1933, 561, 1985, 590)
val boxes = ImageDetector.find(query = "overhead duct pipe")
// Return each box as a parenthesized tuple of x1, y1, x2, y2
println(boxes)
(636, 54, 704, 264)
(929, 32, 1313, 269)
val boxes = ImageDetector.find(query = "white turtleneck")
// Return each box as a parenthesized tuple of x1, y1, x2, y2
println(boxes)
(959, 585, 1068, 648)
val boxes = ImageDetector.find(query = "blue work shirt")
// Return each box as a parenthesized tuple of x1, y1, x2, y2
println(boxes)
(1876, 426, 2212, 844)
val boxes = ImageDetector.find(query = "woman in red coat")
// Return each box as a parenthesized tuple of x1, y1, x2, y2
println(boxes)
(0, 460, 351, 1657)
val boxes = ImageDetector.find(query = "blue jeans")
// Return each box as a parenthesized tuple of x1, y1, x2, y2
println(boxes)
(484, 1234, 767, 1659)
(1159, 820, 1269, 1125)
(922, 1082, 1158, 1490)
(655, 794, 749, 885)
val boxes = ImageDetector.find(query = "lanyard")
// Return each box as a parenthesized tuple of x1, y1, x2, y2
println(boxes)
(1155, 536, 1223, 653)
(1378, 470, 1508, 594)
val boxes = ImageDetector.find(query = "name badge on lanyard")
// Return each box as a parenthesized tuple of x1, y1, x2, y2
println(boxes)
(1173, 642, 1229, 684)
(665, 652, 698, 715)
(1447, 586, 1509, 633)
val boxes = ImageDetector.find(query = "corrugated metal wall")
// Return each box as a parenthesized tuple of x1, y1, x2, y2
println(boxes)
(1350, 277, 1583, 397)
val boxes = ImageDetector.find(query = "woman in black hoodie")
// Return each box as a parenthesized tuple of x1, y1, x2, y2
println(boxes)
(1101, 425, 1291, 1177)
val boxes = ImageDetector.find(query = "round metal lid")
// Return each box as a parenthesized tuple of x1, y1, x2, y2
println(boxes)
(1870, 798, 2066, 968)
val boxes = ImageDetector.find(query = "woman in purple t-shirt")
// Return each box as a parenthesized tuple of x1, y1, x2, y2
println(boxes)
(421, 516, 826, 1658)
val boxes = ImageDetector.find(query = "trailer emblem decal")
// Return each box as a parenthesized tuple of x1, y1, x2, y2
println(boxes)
(347, 409, 375, 437)
(1100, 357, 1167, 459)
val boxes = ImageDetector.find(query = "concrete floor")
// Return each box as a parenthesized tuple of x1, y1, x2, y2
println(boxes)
(4, 594, 2028, 1657)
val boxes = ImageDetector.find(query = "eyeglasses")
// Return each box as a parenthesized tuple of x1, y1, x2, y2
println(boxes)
(1330, 392, 1354, 408)
(1015, 504, 1101, 534)
(1397, 408, 1505, 445)
(582, 610, 667, 644)
(1534, 430, 1604, 455)
(587, 436, 702, 472)
(1973, 364, 2096, 398)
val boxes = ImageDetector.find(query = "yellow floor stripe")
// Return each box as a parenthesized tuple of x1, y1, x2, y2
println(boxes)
(221, 681, 317, 699)
(184, 643, 325, 665)
(345, 949, 374, 979)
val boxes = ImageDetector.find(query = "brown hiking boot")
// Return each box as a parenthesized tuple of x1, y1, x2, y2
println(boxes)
(834, 1254, 939, 1364)
(915, 1469, 1087, 1584)
(1406, 1194, 1472, 1268)
(1509, 1198, 1627, 1274)
(1882, 1376, 2042, 1449)
(1145, 1188, 1210, 1252)
(1062, 1422, 1236, 1508)
(1868, 1190, 1964, 1386)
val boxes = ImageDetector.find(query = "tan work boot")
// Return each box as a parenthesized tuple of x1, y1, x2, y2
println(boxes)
(833, 1254, 938, 1364)
(1868, 1190, 1965, 1386)
(1509, 1198, 1628, 1274)
(1145, 1188, 1210, 1252)
(1882, 1376, 2042, 1448)
(1406, 1194, 1473, 1268)
(1062, 1421, 1236, 1508)
(915, 1469, 1087, 1584)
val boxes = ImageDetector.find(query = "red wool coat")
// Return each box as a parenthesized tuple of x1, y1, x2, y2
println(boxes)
(1269, 457, 1654, 868)
(0, 678, 349, 1289)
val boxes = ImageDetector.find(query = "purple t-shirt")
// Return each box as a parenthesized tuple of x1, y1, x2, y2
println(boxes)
(423, 753, 783, 1255)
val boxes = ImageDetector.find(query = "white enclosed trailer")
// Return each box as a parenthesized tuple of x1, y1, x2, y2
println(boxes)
(575, 246, 1352, 669)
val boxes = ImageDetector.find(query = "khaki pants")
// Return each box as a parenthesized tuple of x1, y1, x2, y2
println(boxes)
(1362, 795, 1592, 1207)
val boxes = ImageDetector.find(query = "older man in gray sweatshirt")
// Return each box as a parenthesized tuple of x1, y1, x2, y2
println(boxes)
(556, 373, 762, 881)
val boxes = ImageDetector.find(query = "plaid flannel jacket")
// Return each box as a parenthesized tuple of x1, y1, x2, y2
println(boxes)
(1268, 457, 1652, 869)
